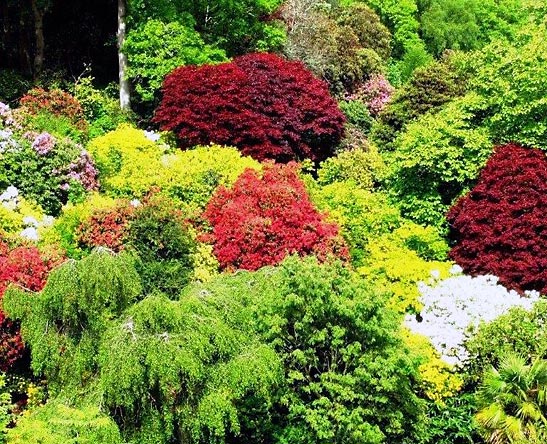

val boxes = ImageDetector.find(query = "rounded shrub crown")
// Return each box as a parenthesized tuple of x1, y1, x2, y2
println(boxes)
(153, 53, 345, 163)
(447, 143, 547, 294)
(202, 163, 347, 271)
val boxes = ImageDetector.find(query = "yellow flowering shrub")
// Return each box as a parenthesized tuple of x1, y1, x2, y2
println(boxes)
(87, 125, 261, 214)
(0, 197, 46, 237)
(404, 330, 463, 403)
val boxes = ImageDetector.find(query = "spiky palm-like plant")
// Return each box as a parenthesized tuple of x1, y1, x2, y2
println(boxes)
(475, 354, 547, 444)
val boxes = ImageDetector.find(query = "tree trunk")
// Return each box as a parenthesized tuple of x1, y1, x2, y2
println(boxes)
(117, 0, 131, 110)
(30, 0, 45, 79)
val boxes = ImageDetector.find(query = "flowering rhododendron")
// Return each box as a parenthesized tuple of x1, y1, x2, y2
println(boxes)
(66, 150, 100, 191)
(31, 132, 56, 155)
(448, 143, 547, 294)
(202, 163, 348, 271)
(0, 241, 63, 371)
(405, 266, 540, 366)
(154, 53, 345, 163)
(348, 74, 394, 116)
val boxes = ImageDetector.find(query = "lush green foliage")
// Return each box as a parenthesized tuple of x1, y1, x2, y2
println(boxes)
(124, 17, 227, 104)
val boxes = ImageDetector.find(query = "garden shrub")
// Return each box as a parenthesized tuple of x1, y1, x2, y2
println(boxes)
(76, 201, 135, 253)
(463, 300, 547, 384)
(347, 73, 394, 117)
(316, 146, 386, 191)
(202, 163, 347, 271)
(387, 94, 492, 229)
(0, 126, 99, 216)
(372, 56, 470, 150)
(126, 194, 196, 297)
(72, 77, 133, 138)
(0, 241, 62, 372)
(5, 401, 123, 444)
(153, 53, 345, 163)
(124, 17, 227, 104)
(205, 255, 428, 444)
(0, 188, 47, 240)
(19, 88, 87, 133)
(338, 100, 373, 133)
(0, 71, 31, 105)
(3, 250, 141, 393)
(447, 143, 547, 295)
(0, 374, 10, 444)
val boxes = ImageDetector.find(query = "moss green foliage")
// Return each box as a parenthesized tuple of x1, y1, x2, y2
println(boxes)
(372, 54, 470, 150)
(72, 77, 133, 138)
(418, 0, 524, 56)
(88, 126, 261, 213)
(338, 100, 373, 133)
(127, 195, 196, 297)
(99, 292, 281, 444)
(386, 94, 492, 229)
(124, 17, 227, 104)
(3, 250, 142, 394)
(5, 401, 123, 444)
(463, 300, 547, 385)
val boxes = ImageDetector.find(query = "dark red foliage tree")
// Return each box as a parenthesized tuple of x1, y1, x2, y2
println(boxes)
(153, 53, 346, 163)
(448, 143, 547, 294)
(0, 241, 63, 371)
(202, 163, 348, 271)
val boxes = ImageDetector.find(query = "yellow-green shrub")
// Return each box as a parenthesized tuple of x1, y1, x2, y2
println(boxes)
(87, 126, 261, 213)
(0, 198, 46, 238)
(404, 330, 462, 403)
(316, 145, 386, 190)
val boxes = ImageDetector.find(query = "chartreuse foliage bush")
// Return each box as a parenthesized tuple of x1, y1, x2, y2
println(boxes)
(5, 401, 123, 444)
(2, 250, 141, 394)
(203, 163, 347, 271)
(154, 53, 345, 163)
(468, 22, 547, 150)
(448, 144, 547, 295)
(386, 94, 492, 229)
(0, 374, 10, 444)
(124, 16, 227, 104)
(88, 126, 260, 213)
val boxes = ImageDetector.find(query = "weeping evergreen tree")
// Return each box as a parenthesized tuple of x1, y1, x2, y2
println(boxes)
(475, 354, 547, 444)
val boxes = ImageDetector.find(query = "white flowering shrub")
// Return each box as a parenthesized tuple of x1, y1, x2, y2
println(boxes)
(405, 265, 541, 366)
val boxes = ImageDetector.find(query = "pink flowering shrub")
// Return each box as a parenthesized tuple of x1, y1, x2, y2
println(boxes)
(348, 74, 394, 117)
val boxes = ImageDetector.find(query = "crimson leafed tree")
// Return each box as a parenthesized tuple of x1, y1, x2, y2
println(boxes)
(448, 143, 547, 294)
(153, 53, 346, 163)
(202, 163, 347, 271)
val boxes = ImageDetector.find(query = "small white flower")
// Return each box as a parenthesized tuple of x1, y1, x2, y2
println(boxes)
(130, 199, 141, 207)
(42, 215, 55, 226)
(143, 130, 161, 142)
(23, 216, 39, 227)
(430, 269, 440, 279)
(0, 185, 19, 202)
(20, 226, 39, 241)
(449, 264, 463, 275)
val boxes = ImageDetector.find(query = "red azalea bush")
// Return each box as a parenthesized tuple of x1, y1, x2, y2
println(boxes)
(153, 53, 346, 163)
(202, 163, 348, 271)
(19, 87, 88, 131)
(76, 203, 135, 252)
(0, 241, 63, 371)
(447, 143, 547, 294)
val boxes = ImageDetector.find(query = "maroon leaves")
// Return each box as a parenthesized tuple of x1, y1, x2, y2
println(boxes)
(153, 53, 345, 163)
(448, 144, 547, 294)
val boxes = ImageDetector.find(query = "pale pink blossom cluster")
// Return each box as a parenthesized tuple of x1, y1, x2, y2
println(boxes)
(348, 74, 394, 116)
(32, 132, 56, 155)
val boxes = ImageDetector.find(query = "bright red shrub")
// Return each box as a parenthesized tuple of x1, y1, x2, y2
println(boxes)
(76, 204, 135, 252)
(447, 143, 547, 294)
(0, 242, 63, 371)
(19, 87, 88, 131)
(153, 53, 346, 163)
(202, 163, 348, 271)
